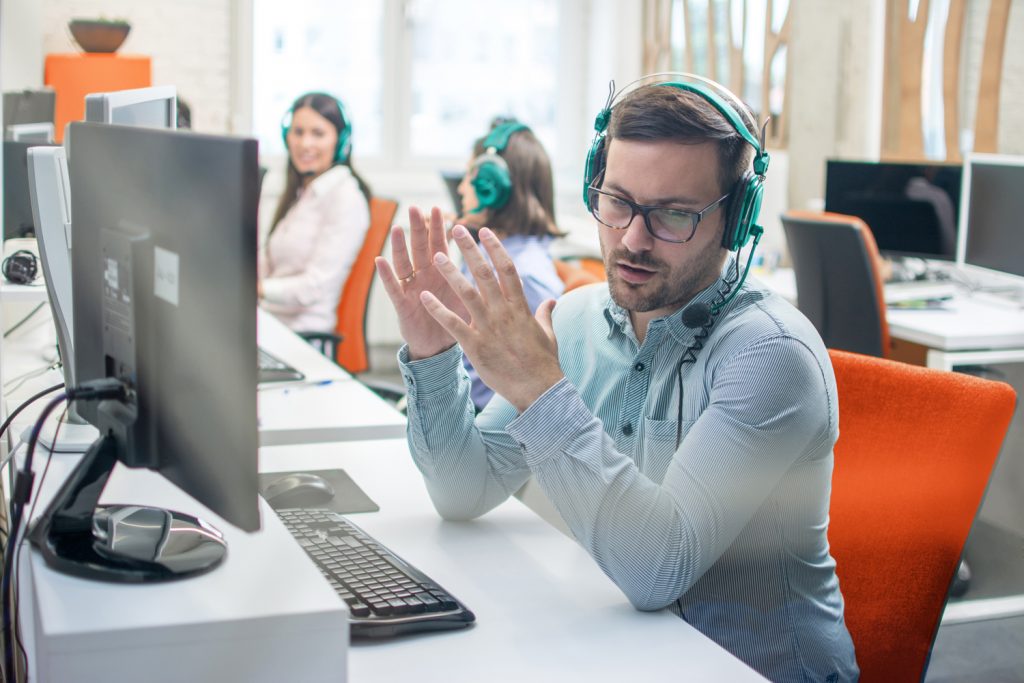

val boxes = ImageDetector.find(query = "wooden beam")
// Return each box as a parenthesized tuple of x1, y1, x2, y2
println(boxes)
(975, 0, 1011, 152)
(942, 0, 965, 160)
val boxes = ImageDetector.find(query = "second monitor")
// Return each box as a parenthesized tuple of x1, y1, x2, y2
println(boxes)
(825, 159, 962, 260)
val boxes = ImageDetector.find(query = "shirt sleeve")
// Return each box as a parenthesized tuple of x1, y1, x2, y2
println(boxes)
(400, 344, 532, 520)
(261, 174, 368, 309)
(504, 335, 834, 610)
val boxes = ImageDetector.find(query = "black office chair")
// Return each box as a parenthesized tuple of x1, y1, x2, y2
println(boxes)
(781, 210, 891, 358)
(439, 170, 464, 215)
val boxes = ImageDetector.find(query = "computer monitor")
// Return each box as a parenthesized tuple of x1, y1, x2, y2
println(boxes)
(824, 160, 962, 259)
(28, 90, 178, 452)
(29, 122, 260, 583)
(4, 140, 56, 239)
(84, 85, 177, 128)
(3, 89, 56, 131)
(27, 146, 75, 384)
(8, 122, 55, 143)
(958, 154, 1024, 279)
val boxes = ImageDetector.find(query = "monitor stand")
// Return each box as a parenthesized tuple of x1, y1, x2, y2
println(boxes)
(35, 405, 100, 454)
(29, 432, 227, 582)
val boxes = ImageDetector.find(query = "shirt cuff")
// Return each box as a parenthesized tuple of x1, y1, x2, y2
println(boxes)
(260, 278, 288, 305)
(397, 343, 463, 396)
(506, 378, 595, 468)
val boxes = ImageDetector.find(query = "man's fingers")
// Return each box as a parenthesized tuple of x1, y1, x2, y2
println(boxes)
(427, 206, 449, 259)
(389, 225, 415, 281)
(478, 228, 527, 304)
(450, 225, 504, 302)
(420, 290, 471, 341)
(375, 256, 405, 303)
(408, 206, 432, 271)
(432, 251, 489, 320)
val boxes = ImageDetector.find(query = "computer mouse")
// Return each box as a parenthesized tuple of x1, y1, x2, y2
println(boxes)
(263, 473, 336, 509)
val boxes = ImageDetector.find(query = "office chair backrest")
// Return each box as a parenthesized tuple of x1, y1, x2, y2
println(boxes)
(827, 349, 1016, 682)
(553, 257, 605, 293)
(782, 210, 890, 357)
(334, 196, 398, 373)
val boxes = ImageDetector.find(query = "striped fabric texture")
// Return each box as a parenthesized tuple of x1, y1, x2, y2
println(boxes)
(399, 260, 859, 682)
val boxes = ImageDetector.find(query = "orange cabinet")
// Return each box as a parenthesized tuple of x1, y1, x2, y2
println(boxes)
(44, 53, 151, 141)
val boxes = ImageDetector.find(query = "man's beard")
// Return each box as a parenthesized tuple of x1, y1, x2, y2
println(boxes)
(602, 243, 723, 315)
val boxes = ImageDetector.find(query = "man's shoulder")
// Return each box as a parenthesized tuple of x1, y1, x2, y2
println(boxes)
(714, 285, 832, 369)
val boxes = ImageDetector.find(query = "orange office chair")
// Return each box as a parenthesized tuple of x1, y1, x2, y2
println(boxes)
(553, 257, 606, 293)
(782, 211, 891, 358)
(827, 349, 1016, 683)
(328, 196, 398, 374)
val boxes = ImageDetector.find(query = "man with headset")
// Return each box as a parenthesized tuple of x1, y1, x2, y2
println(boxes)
(376, 75, 858, 682)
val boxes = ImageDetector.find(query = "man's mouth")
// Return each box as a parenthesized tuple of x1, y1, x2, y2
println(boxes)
(616, 261, 657, 284)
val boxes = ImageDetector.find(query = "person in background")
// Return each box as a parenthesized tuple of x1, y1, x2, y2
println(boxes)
(259, 92, 371, 333)
(455, 119, 564, 410)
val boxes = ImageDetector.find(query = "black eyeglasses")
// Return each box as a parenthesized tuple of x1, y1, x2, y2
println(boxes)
(587, 179, 729, 244)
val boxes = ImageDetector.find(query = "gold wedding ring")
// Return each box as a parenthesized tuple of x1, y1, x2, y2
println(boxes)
(399, 271, 417, 284)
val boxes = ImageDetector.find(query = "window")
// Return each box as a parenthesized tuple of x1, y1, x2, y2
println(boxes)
(252, 0, 580, 171)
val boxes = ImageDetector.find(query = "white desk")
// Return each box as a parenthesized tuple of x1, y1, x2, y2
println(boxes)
(16, 447, 348, 682)
(16, 437, 765, 682)
(257, 308, 353, 383)
(0, 309, 408, 449)
(256, 309, 407, 445)
(758, 268, 1024, 370)
(264, 439, 765, 681)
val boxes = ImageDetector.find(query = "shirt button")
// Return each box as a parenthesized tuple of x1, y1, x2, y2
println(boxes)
(622, 423, 633, 436)
(634, 362, 645, 372)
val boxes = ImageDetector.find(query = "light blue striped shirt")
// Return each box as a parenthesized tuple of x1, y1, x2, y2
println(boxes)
(399, 260, 859, 682)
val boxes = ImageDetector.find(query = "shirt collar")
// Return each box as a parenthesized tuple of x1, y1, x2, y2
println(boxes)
(602, 255, 739, 345)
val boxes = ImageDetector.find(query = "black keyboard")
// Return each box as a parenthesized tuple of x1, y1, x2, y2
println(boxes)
(258, 347, 305, 383)
(277, 508, 476, 637)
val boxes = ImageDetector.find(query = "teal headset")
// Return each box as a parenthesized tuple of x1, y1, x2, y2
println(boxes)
(280, 93, 353, 165)
(469, 121, 529, 213)
(583, 74, 770, 253)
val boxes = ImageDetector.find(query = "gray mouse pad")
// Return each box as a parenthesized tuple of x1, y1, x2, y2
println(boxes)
(259, 468, 380, 514)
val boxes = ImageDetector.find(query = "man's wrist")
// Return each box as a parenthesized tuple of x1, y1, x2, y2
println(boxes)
(507, 369, 565, 413)
(407, 341, 457, 362)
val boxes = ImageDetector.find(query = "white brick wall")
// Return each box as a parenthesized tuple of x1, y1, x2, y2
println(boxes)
(41, 0, 233, 134)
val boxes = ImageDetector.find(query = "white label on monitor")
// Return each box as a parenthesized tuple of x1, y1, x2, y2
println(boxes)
(154, 247, 179, 306)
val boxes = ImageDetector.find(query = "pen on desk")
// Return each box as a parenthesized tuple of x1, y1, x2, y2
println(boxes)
(258, 379, 337, 393)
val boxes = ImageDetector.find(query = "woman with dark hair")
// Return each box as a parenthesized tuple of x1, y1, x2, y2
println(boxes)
(258, 92, 372, 333)
(456, 119, 565, 410)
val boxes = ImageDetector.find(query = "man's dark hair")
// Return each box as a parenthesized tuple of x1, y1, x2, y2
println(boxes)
(606, 86, 756, 199)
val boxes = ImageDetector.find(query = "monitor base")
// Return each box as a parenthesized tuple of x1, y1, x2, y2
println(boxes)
(28, 432, 226, 582)
(33, 412, 100, 454)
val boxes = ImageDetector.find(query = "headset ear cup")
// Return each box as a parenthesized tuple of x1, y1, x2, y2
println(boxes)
(583, 134, 607, 208)
(335, 123, 352, 164)
(722, 172, 764, 250)
(472, 156, 513, 211)
(2, 250, 38, 285)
